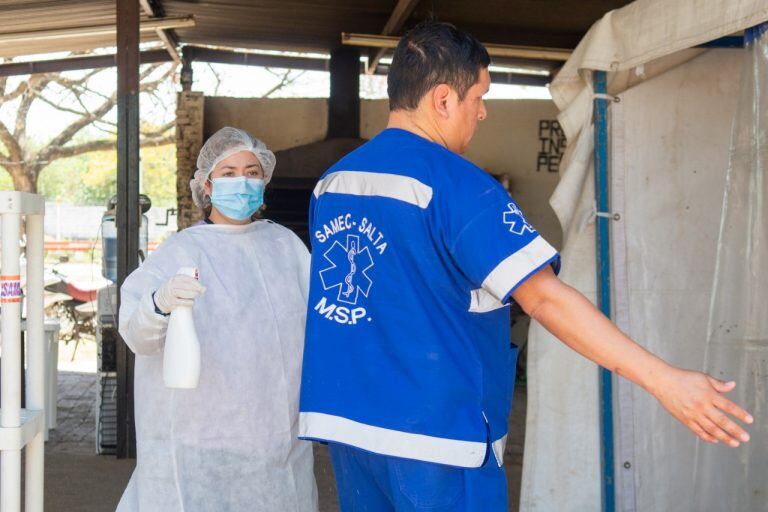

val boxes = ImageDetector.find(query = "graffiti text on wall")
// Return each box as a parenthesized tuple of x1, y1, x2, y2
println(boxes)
(537, 120, 566, 173)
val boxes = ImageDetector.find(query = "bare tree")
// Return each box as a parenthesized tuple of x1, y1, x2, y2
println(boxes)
(0, 61, 177, 193)
(262, 68, 306, 98)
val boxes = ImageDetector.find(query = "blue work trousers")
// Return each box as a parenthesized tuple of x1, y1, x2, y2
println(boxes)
(328, 443, 508, 511)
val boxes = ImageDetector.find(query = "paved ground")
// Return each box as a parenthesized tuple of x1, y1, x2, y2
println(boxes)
(45, 341, 527, 511)
(47, 371, 97, 455)
(45, 371, 133, 512)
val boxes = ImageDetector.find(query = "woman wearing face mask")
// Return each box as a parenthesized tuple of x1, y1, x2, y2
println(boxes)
(115, 127, 318, 512)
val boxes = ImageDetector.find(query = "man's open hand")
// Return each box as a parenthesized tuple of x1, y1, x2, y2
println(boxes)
(652, 368, 753, 447)
(515, 267, 754, 448)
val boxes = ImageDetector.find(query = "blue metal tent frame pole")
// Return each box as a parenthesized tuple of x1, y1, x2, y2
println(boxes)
(593, 70, 615, 512)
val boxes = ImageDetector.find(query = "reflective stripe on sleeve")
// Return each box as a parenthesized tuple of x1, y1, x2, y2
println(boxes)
(469, 236, 558, 313)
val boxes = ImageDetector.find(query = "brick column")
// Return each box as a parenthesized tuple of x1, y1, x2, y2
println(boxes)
(175, 91, 205, 230)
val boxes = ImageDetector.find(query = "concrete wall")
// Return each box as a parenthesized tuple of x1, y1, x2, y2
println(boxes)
(361, 100, 563, 247)
(201, 97, 564, 247)
(44, 203, 177, 241)
(204, 97, 328, 152)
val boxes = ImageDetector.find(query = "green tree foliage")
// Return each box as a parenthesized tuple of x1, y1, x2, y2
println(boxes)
(141, 144, 177, 207)
(0, 170, 12, 190)
(29, 143, 176, 207)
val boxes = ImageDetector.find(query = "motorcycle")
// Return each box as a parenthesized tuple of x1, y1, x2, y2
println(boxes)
(44, 265, 101, 358)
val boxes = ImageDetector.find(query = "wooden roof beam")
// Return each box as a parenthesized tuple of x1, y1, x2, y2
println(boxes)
(371, 62, 550, 87)
(182, 46, 329, 72)
(345, 33, 572, 62)
(366, 0, 419, 75)
(0, 49, 172, 77)
(139, 0, 182, 64)
(0, 16, 195, 45)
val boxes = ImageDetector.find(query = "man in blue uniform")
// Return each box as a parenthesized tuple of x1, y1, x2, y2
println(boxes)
(300, 21, 752, 511)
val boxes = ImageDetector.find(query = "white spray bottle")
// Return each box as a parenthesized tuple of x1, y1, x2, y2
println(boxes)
(163, 267, 201, 389)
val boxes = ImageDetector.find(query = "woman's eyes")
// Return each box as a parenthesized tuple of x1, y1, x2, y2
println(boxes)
(217, 169, 260, 178)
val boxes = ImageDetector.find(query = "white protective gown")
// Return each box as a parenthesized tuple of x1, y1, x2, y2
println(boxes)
(116, 220, 318, 512)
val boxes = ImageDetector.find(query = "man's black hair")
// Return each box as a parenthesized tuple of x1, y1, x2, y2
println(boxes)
(387, 20, 490, 111)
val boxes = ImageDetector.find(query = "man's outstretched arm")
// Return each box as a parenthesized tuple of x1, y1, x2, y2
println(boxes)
(512, 266, 753, 447)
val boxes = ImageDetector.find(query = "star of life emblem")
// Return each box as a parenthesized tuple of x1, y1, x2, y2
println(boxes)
(503, 202, 534, 235)
(319, 234, 374, 305)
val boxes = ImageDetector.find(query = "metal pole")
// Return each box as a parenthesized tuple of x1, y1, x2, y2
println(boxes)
(116, 0, 140, 459)
(328, 47, 360, 139)
(24, 213, 45, 512)
(0, 50, 172, 78)
(1, 213, 21, 512)
(593, 70, 615, 512)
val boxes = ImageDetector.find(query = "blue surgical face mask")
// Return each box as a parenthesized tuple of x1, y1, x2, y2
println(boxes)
(210, 177, 265, 221)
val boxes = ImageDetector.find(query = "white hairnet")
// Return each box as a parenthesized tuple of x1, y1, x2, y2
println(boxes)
(190, 127, 276, 208)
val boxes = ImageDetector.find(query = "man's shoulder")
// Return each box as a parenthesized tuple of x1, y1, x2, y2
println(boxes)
(320, 141, 434, 187)
(320, 130, 484, 186)
(425, 148, 501, 201)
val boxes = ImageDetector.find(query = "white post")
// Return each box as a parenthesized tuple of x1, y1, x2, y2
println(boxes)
(24, 214, 45, 512)
(1, 213, 22, 512)
(48, 324, 59, 430)
(55, 203, 60, 241)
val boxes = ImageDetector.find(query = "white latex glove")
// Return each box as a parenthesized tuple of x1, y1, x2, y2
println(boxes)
(153, 275, 206, 314)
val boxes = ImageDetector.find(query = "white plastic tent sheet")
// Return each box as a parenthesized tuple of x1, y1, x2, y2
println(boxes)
(552, 0, 768, 142)
(693, 29, 768, 512)
(522, 48, 741, 512)
(521, 1, 768, 510)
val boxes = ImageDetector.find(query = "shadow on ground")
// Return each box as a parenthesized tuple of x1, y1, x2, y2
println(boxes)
(45, 372, 527, 511)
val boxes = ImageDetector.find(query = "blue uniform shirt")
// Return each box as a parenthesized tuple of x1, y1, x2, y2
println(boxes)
(299, 128, 560, 468)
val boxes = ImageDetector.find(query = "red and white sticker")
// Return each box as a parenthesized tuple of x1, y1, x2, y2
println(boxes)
(0, 275, 22, 303)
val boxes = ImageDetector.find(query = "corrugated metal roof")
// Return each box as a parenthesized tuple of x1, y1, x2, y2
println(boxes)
(0, 1, 159, 58)
(164, 0, 394, 53)
(0, 0, 634, 59)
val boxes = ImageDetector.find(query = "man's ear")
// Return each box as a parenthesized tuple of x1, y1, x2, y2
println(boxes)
(432, 84, 451, 119)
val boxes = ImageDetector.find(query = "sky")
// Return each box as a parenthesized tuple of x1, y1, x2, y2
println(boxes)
(0, 47, 552, 144)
